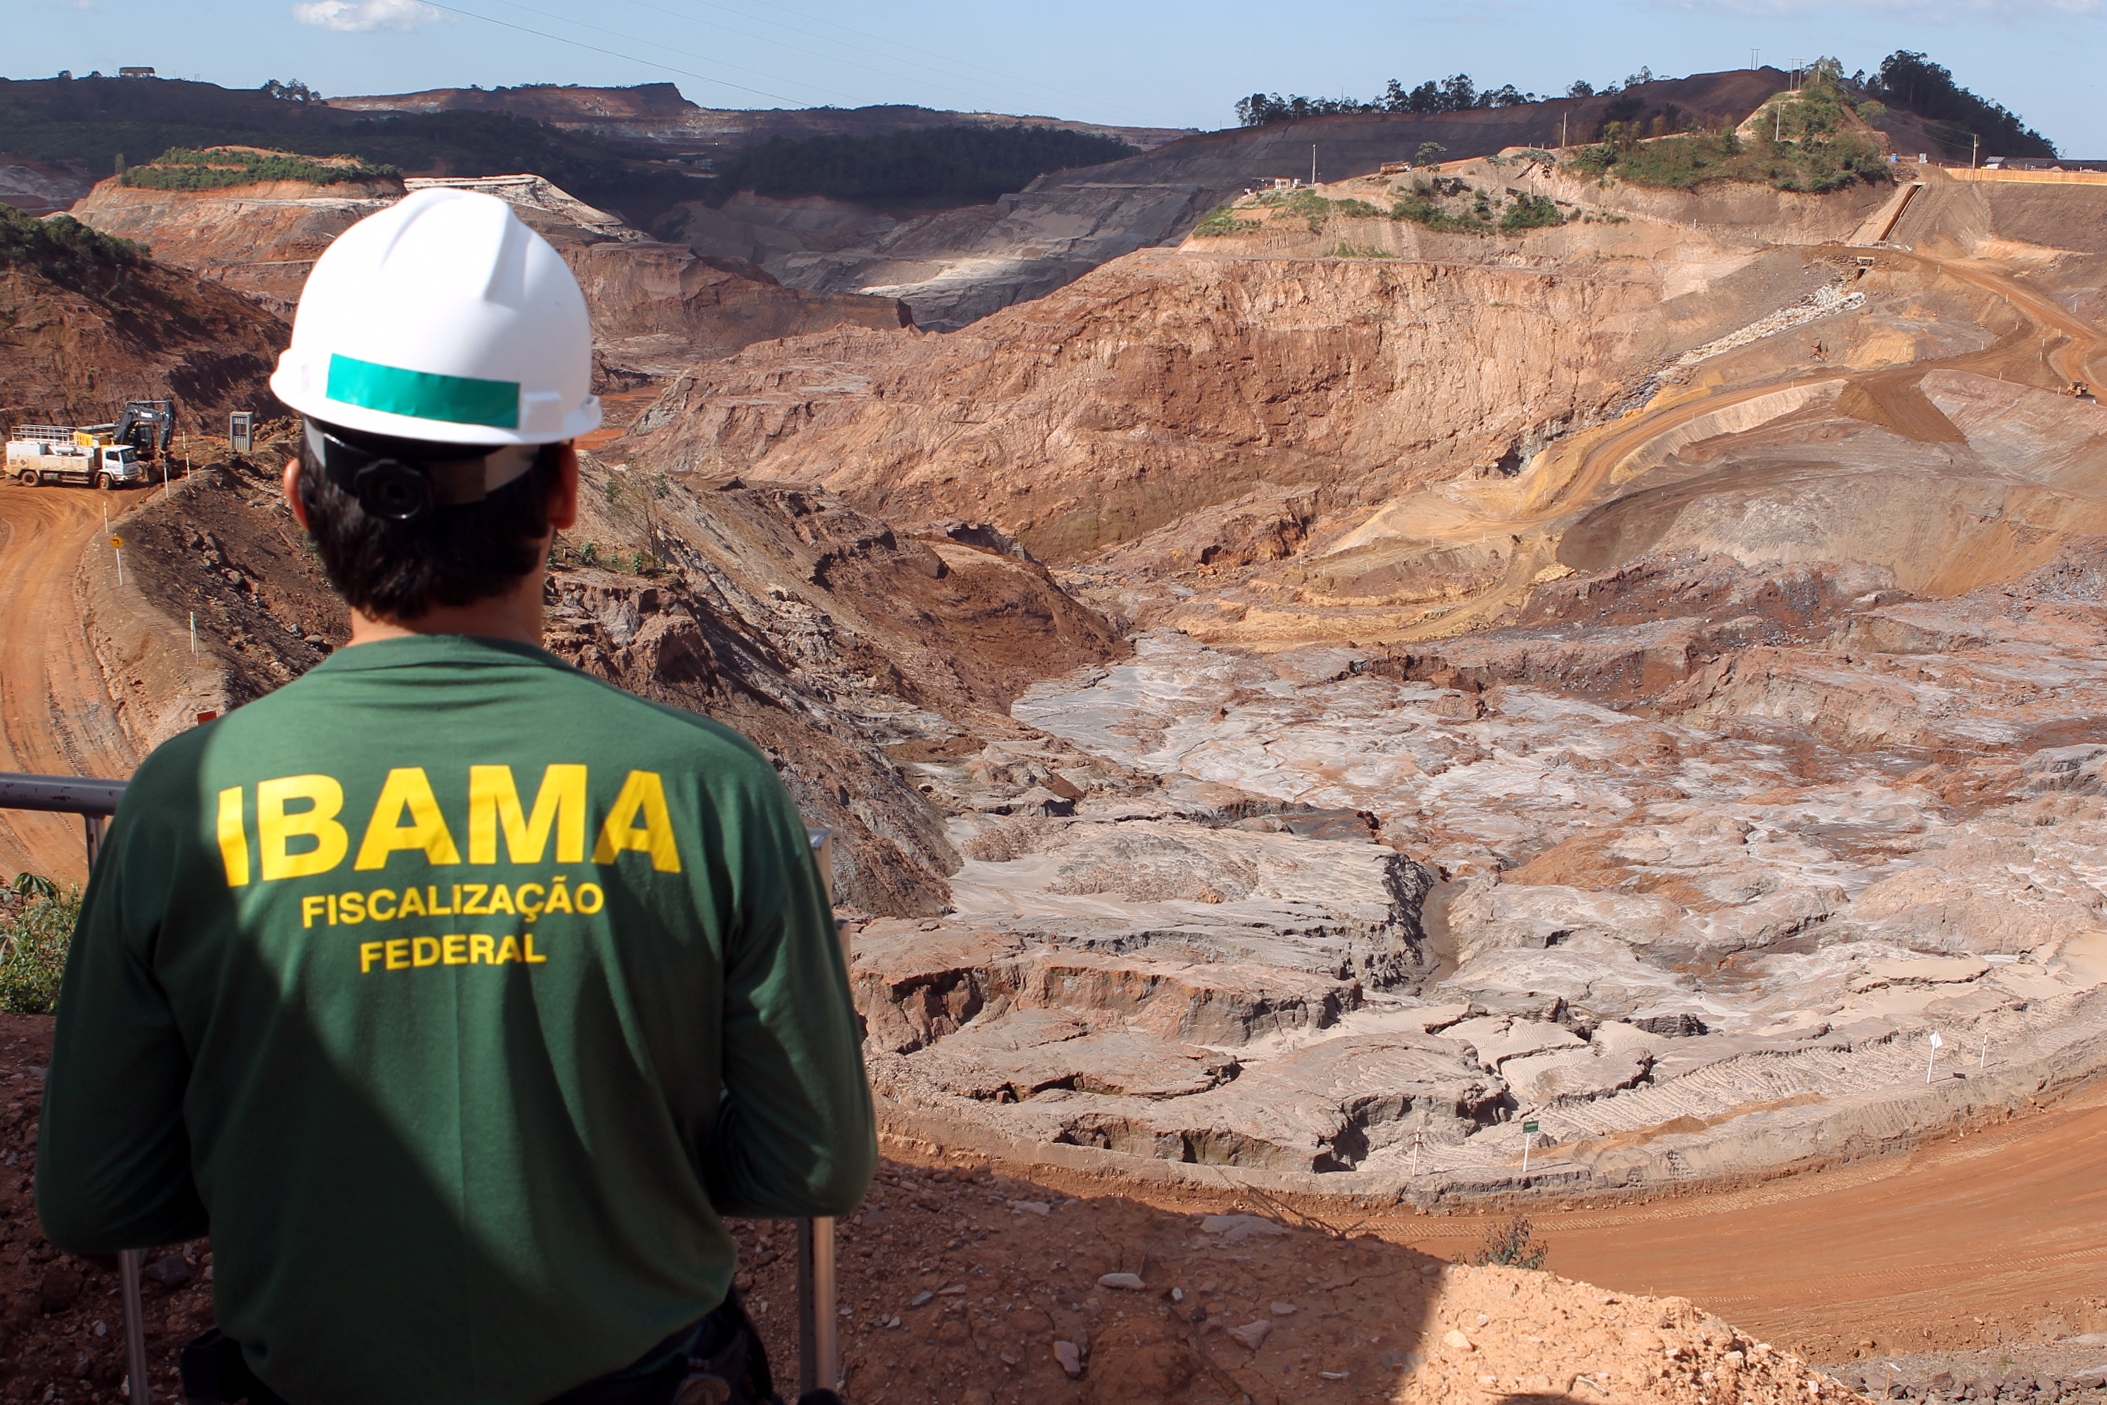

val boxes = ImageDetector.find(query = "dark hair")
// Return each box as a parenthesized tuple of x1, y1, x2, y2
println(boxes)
(297, 423, 563, 621)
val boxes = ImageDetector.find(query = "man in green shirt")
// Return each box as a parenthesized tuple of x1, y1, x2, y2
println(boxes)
(36, 187, 874, 1405)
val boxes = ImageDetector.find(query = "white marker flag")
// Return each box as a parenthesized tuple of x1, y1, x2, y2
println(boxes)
(1928, 1032, 1943, 1048)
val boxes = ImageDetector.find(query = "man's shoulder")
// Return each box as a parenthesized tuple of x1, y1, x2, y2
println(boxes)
(144, 645, 778, 783)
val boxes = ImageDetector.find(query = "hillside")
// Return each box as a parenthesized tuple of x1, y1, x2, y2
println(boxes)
(720, 68, 1822, 328)
(327, 82, 1192, 155)
(66, 165, 909, 374)
(0, 203, 284, 430)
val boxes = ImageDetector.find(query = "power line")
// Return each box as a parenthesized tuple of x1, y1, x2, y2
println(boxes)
(602, 0, 1026, 114)
(654, 0, 1160, 124)
(419, 0, 822, 106)
(474, 0, 855, 103)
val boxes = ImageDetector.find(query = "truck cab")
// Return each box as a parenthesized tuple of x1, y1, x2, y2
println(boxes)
(7, 431, 149, 489)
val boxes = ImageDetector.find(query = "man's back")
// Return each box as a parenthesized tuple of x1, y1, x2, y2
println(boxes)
(38, 634, 873, 1405)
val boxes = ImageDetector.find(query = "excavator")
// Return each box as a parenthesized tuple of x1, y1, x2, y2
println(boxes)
(6, 399, 176, 489)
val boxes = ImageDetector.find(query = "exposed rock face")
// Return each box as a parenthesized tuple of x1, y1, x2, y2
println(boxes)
(727, 68, 1798, 328)
(67, 172, 908, 373)
(0, 224, 285, 428)
(847, 528, 2107, 1193)
(92, 435, 1125, 917)
(618, 241, 1837, 560)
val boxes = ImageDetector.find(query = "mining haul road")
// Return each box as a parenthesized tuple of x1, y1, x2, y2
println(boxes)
(1384, 1079, 2107, 1362)
(0, 485, 137, 882)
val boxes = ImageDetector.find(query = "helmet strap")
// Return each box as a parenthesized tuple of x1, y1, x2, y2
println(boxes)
(304, 420, 542, 524)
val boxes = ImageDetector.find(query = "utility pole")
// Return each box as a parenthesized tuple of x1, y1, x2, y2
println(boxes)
(1972, 134, 1980, 168)
(1310, 143, 1317, 186)
(1751, 48, 1759, 72)
(1561, 112, 1568, 148)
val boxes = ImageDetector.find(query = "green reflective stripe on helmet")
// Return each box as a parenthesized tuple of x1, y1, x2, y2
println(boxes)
(325, 354, 520, 429)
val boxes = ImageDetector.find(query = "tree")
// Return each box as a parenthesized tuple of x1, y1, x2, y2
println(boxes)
(1866, 50, 2054, 157)
(261, 78, 322, 103)
(1438, 74, 1477, 110)
(1567, 80, 1596, 98)
(1414, 141, 1447, 167)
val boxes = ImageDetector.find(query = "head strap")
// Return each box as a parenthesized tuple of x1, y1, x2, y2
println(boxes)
(304, 420, 540, 524)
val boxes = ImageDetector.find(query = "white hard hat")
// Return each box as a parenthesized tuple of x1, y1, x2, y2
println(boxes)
(270, 187, 601, 446)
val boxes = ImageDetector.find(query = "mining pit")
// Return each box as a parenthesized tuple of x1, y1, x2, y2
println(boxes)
(6, 86, 2107, 1403)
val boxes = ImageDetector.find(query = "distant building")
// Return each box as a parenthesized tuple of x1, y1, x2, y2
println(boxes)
(118, 66, 155, 78)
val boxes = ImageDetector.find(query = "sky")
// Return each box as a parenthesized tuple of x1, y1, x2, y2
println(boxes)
(11, 0, 2106, 154)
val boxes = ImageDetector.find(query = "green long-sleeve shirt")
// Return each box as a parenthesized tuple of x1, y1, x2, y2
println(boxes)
(36, 634, 874, 1405)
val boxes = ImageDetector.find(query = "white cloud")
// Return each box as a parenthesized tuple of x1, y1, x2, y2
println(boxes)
(292, 0, 441, 32)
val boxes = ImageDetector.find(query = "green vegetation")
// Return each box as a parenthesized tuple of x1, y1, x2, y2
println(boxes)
(1470, 1215, 1549, 1270)
(0, 874, 80, 1016)
(1499, 193, 1566, 231)
(710, 124, 1136, 208)
(1238, 73, 1539, 125)
(0, 76, 704, 228)
(1193, 202, 1261, 238)
(1864, 50, 2053, 158)
(1570, 60, 1887, 194)
(120, 146, 398, 190)
(1391, 187, 1492, 234)
(1234, 66, 1670, 125)
(1324, 241, 1396, 259)
(0, 201, 147, 297)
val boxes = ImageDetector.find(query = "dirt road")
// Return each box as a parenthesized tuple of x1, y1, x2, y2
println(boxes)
(0, 484, 136, 882)
(957, 1076, 2107, 1364)
(1384, 1079, 2107, 1360)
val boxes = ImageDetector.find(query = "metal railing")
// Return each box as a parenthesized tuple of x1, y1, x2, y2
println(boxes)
(1, 773, 842, 1401)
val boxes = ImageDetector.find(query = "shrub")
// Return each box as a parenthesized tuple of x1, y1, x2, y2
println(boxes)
(0, 202, 147, 298)
(1570, 118, 1886, 194)
(0, 876, 80, 1015)
(1193, 203, 1261, 237)
(1470, 1215, 1549, 1270)
(1325, 241, 1395, 259)
(1390, 189, 1495, 235)
(1499, 193, 1565, 231)
(120, 146, 397, 190)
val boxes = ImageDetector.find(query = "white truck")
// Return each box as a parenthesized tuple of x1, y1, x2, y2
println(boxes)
(7, 427, 148, 489)
(6, 399, 174, 489)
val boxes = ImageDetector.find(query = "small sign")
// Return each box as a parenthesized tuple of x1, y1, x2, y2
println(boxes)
(109, 535, 124, 549)
(1927, 1032, 1943, 1048)
(1522, 1121, 1540, 1134)
(195, 711, 219, 725)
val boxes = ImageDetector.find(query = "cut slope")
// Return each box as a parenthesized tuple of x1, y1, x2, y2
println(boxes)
(0, 205, 285, 428)
(67, 171, 910, 372)
(616, 213, 1845, 561)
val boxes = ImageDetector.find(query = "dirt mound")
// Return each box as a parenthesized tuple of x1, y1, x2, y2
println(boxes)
(0, 206, 285, 429)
